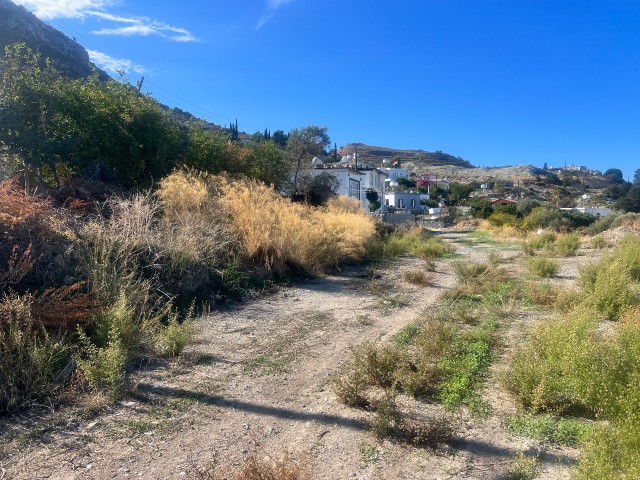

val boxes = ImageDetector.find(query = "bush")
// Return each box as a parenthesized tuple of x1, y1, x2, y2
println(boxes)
(0, 294, 70, 413)
(505, 413, 591, 446)
(555, 234, 580, 257)
(590, 235, 608, 250)
(370, 228, 453, 260)
(527, 257, 559, 278)
(220, 175, 375, 275)
(584, 261, 637, 320)
(77, 326, 127, 396)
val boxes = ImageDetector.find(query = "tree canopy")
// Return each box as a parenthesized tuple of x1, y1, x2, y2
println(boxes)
(0, 43, 296, 190)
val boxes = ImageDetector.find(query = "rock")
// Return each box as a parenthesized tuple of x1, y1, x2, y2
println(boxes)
(53, 254, 66, 268)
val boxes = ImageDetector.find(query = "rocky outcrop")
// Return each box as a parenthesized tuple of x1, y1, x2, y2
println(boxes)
(0, 0, 106, 79)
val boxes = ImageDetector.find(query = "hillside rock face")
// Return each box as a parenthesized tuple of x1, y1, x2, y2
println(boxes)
(0, 0, 104, 79)
(339, 143, 474, 169)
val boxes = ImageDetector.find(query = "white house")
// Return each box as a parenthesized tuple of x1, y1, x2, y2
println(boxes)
(561, 207, 612, 217)
(384, 191, 425, 210)
(382, 167, 412, 182)
(310, 160, 387, 211)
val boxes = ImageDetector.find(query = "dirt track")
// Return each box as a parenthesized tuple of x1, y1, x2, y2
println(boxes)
(2, 231, 595, 479)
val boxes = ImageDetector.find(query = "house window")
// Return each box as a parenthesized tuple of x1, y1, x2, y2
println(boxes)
(411, 199, 416, 208)
(349, 178, 360, 199)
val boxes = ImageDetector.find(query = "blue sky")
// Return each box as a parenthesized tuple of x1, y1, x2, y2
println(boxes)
(13, 0, 640, 179)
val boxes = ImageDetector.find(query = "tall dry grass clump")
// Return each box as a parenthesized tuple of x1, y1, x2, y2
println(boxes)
(219, 177, 375, 275)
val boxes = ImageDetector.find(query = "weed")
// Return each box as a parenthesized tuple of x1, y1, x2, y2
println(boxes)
(243, 353, 290, 376)
(378, 294, 409, 311)
(394, 324, 422, 346)
(449, 261, 510, 298)
(505, 413, 591, 446)
(351, 342, 406, 389)
(152, 314, 193, 358)
(398, 416, 453, 448)
(370, 396, 398, 438)
(360, 443, 378, 465)
(368, 228, 454, 261)
(0, 293, 70, 413)
(437, 321, 496, 411)
(77, 326, 127, 396)
(235, 454, 310, 480)
(523, 282, 557, 307)
(506, 450, 540, 480)
(526, 257, 559, 278)
(403, 268, 435, 287)
(590, 235, 608, 250)
(555, 234, 580, 257)
(332, 371, 370, 409)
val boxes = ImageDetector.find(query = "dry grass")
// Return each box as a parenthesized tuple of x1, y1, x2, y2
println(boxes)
(190, 453, 311, 480)
(403, 268, 436, 286)
(219, 175, 375, 275)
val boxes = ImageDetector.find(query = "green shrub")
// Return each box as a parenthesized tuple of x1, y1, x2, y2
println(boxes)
(504, 311, 597, 414)
(589, 235, 608, 250)
(555, 234, 580, 257)
(369, 396, 398, 438)
(437, 321, 496, 411)
(153, 314, 193, 358)
(526, 257, 559, 278)
(350, 342, 406, 389)
(0, 294, 70, 413)
(506, 451, 540, 480)
(505, 413, 591, 446)
(77, 326, 127, 396)
(586, 261, 637, 320)
(612, 235, 640, 281)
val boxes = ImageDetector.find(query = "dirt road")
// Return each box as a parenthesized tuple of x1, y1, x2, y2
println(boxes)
(2, 231, 589, 479)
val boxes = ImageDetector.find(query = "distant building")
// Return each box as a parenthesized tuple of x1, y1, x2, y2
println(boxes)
(384, 191, 425, 210)
(310, 159, 387, 211)
(561, 207, 612, 217)
(382, 167, 412, 181)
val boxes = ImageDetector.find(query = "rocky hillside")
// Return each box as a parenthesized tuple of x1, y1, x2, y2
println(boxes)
(0, 0, 107, 79)
(339, 143, 474, 169)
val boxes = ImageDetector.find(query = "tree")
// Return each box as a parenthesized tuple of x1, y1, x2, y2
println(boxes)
(633, 169, 640, 185)
(604, 168, 624, 183)
(447, 182, 478, 205)
(295, 171, 338, 206)
(396, 177, 417, 189)
(246, 140, 292, 189)
(287, 126, 330, 191)
(365, 189, 380, 212)
(469, 198, 493, 219)
(616, 185, 640, 213)
(272, 130, 288, 149)
(229, 119, 239, 141)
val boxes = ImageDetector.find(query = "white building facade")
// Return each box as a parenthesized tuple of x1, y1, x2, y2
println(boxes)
(311, 166, 387, 211)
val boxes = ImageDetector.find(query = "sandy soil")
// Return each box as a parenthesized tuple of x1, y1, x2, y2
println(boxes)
(1, 230, 605, 480)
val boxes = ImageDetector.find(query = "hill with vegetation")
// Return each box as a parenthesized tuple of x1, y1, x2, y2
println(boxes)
(339, 143, 474, 169)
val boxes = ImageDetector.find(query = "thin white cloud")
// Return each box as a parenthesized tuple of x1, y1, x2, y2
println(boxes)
(93, 25, 158, 37)
(14, 0, 114, 20)
(257, 0, 296, 30)
(268, 0, 295, 8)
(88, 49, 145, 75)
(14, 1, 197, 42)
